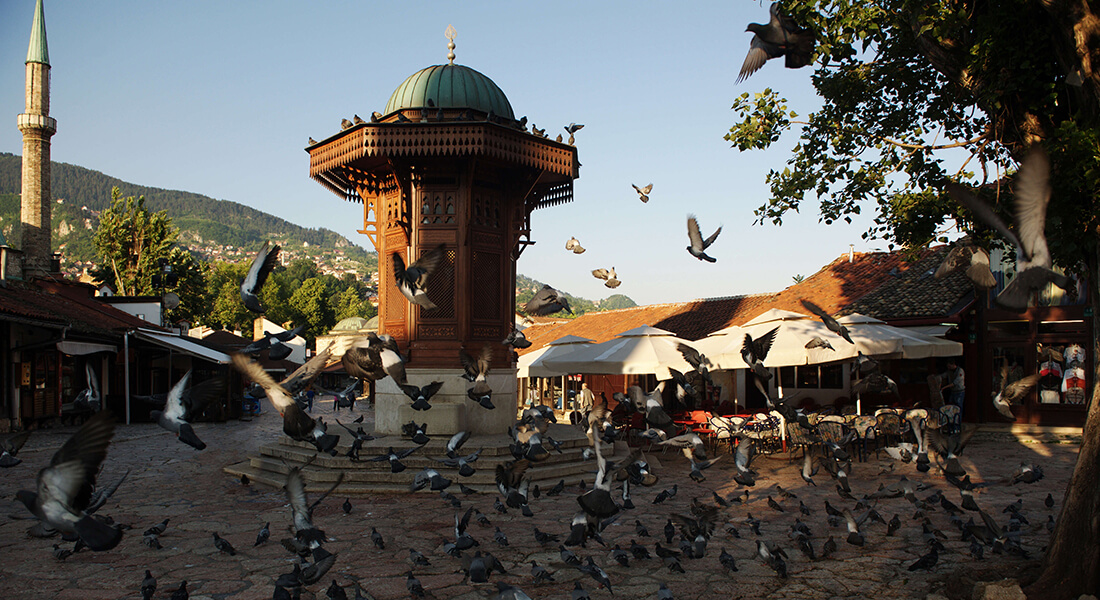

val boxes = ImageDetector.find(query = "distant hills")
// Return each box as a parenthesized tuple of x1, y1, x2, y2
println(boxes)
(0, 152, 376, 277)
(0, 152, 634, 312)
(516, 274, 636, 316)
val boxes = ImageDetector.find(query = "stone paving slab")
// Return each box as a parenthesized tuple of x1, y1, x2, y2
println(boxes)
(0, 405, 1080, 600)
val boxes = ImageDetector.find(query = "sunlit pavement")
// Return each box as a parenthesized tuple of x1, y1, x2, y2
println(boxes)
(0, 405, 1079, 600)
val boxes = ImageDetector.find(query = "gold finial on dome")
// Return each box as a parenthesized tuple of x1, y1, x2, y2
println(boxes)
(445, 24, 457, 65)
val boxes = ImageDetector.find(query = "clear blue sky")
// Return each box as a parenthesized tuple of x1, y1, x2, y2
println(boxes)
(0, 0, 887, 306)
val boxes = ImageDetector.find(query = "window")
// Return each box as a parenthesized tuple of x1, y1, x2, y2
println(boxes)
(796, 365, 819, 388)
(820, 364, 843, 389)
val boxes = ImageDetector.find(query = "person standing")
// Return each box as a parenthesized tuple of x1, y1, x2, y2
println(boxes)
(577, 382, 596, 413)
(941, 359, 965, 411)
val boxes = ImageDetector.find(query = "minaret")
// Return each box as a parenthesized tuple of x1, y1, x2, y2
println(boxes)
(17, 0, 57, 276)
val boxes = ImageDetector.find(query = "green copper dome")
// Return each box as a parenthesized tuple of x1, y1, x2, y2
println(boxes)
(384, 64, 514, 120)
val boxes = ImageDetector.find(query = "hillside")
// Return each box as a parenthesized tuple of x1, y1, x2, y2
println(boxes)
(0, 153, 376, 279)
(1, 153, 634, 314)
(516, 274, 636, 317)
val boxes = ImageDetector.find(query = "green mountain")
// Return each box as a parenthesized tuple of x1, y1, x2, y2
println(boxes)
(516, 274, 637, 317)
(0, 153, 632, 313)
(0, 152, 376, 276)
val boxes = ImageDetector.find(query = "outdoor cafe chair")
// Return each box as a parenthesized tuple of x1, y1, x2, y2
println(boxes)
(874, 410, 904, 452)
(938, 404, 962, 436)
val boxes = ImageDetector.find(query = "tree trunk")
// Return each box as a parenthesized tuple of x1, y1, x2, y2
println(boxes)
(1024, 247, 1100, 599)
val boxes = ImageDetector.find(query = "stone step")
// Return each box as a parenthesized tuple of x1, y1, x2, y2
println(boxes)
(223, 424, 617, 496)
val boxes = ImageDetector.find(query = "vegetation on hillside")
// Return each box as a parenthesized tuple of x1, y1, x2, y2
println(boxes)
(515, 274, 637, 317)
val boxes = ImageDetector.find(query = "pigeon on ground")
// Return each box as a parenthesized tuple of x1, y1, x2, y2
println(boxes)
(946, 147, 1073, 309)
(326, 580, 349, 600)
(169, 581, 189, 600)
(737, 2, 815, 83)
(14, 411, 122, 551)
(255, 522, 270, 546)
(756, 540, 788, 578)
(566, 237, 586, 254)
(495, 582, 534, 600)
(150, 370, 226, 450)
(231, 354, 339, 454)
(1012, 462, 1044, 484)
(141, 570, 157, 600)
(524, 285, 573, 316)
(240, 241, 280, 313)
(908, 546, 939, 571)
(213, 532, 236, 555)
(393, 244, 447, 310)
(578, 557, 614, 593)
(686, 215, 721, 262)
(633, 183, 653, 203)
(406, 571, 425, 598)
(144, 518, 170, 537)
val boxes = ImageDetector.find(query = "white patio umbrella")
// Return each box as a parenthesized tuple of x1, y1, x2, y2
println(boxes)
(540, 325, 698, 379)
(517, 335, 595, 378)
(694, 308, 904, 369)
(836, 314, 962, 359)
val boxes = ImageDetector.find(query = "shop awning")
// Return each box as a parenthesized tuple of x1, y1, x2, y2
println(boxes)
(57, 340, 118, 355)
(134, 328, 231, 364)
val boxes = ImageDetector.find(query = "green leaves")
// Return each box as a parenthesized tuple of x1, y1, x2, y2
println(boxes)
(726, 89, 794, 151)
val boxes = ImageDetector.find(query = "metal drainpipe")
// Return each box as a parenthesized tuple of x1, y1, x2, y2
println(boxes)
(123, 331, 131, 425)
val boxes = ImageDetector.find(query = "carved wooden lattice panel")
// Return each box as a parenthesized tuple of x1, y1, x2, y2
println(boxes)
(472, 192, 501, 228)
(472, 250, 501, 320)
(420, 193, 456, 225)
(421, 247, 456, 320)
(382, 235, 408, 342)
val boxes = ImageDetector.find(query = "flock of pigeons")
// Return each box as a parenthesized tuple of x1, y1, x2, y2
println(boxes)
(0, 5, 1074, 599)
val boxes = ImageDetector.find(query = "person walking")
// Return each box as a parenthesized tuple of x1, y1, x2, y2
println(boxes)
(941, 359, 965, 411)
(577, 382, 596, 413)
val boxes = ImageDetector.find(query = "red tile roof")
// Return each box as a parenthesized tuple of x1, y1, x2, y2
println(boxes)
(0, 277, 155, 335)
(517, 248, 971, 356)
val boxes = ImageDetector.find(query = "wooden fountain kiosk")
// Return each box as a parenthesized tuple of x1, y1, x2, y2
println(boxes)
(307, 33, 578, 436)
(224, 32, 600, 493)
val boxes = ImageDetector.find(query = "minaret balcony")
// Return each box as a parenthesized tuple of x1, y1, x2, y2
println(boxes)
(17, 113, 56, 134)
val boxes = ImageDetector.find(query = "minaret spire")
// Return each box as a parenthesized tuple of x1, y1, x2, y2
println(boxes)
(18, 0, 58, 276)
(26, 0, 50, 66)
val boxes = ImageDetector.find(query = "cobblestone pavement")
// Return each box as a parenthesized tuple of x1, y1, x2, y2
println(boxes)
(0, 403, 1080, 600)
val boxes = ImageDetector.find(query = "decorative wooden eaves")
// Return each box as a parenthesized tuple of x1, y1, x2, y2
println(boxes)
(309, 121, 578, 202)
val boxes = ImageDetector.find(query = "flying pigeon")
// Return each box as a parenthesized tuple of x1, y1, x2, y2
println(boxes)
(800, 299, 853, 344)
(742, 326, 779, 381)
(150, 370, 226, 450)
(737, 2, 815, 83)
(686, 215, 721, 262)
(463, 346, 495, 409)
(566, 237, 586, 254)
(992, 367, 1040, 420)
(232, 354, 339, 454)
(284, 463, 344, 547)
(524, 285, 573, 316)
(14, 411, 123, 551)
(398, 380, 445, 411)
(591, 267, 621, 288)
(0, 429, 31, 468)
(633, 183, 653, 203)
(934, 236, 998, 289)
(947, 147, 1073, 309)
(392, 244, 447, 310)
(240, 241, 280, 313)
(502, 326, 532, 349)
